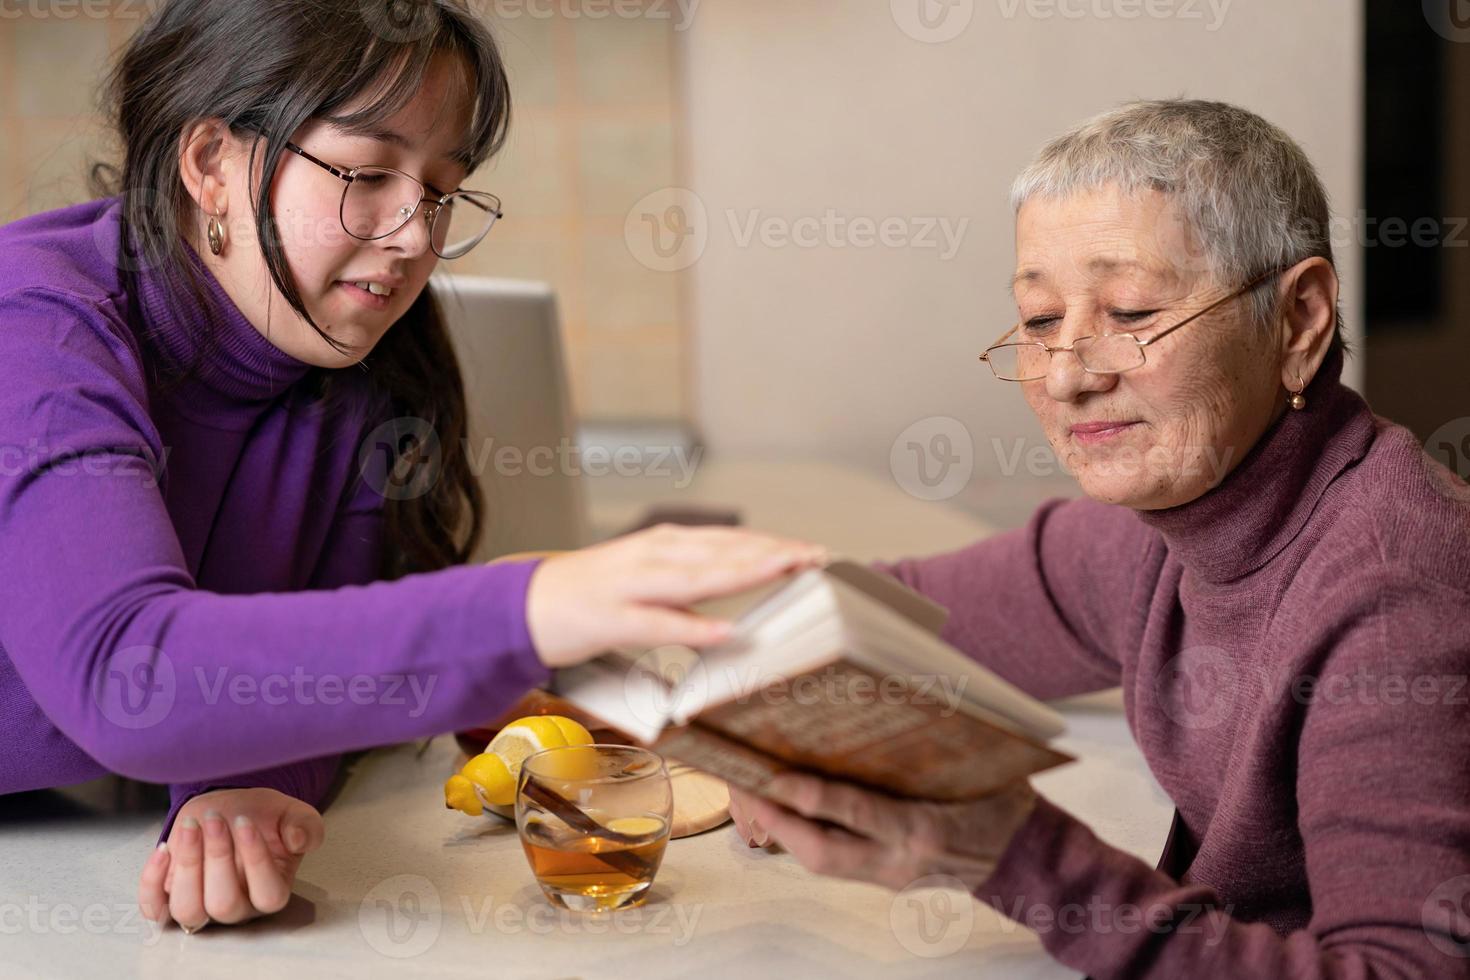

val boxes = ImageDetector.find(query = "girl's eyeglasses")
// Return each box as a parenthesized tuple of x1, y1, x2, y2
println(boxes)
(284, 141, 503, 260)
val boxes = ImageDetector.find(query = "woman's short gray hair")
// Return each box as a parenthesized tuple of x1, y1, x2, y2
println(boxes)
(1010, 99, 1345, 352)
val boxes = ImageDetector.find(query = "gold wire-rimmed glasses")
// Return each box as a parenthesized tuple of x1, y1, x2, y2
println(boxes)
(979, 267, 1286, 382)
(284, 141, 503, 260)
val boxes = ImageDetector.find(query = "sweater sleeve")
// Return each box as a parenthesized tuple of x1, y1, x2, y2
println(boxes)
(877, 496, 1157, 699)
(159, 444, 394, 837)
(975, 577, 1470, 979)
(0, 287, 551, 790)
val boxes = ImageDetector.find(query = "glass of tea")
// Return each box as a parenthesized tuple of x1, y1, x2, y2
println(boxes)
(515, 744, 673, 912)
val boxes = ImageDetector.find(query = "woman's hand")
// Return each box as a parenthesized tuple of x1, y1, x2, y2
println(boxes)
(730, 782, 775, 848)
(525, 524, 828, 668)
(731, 774, 1038, 893)
(138, 787, 325, 933)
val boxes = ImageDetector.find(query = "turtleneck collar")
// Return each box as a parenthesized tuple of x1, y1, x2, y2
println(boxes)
(1134, 345, 1376, 584)
(133, 224, 312, 412)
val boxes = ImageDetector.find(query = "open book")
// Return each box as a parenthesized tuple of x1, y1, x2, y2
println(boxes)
(552, 560, 1073, 802)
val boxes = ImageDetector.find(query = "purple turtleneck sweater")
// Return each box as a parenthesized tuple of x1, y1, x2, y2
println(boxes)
(882, 346, 1470, 977)
(0, 198, 550, 833)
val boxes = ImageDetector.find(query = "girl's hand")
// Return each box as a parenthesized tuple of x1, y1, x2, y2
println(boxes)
(138, 787, 325, 933)
(525, 524, 829, 668)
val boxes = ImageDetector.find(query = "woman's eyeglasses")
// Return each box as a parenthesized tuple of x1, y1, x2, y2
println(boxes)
(284, 142, 503, 260)
(979, 267, 1286, 382)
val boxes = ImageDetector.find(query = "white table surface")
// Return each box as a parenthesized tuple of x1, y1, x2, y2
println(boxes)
(1, 458, 1173, 979)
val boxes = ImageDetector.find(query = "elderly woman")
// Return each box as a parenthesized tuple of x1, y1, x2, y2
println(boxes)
(730, 100, 1470, 978)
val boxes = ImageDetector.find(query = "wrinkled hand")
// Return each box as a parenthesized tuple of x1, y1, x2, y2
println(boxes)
(730, 774, 1038, 892)
(526, 524, 828, 668)
(139, 787, 324, 932)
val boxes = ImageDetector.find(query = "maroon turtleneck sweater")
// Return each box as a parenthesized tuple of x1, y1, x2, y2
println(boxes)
(881, 347, 1470, 978)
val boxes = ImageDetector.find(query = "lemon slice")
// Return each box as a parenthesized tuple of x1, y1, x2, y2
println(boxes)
(547, 716, 592, 745)
(444, 715, 598, 815)
(461, 752, 516, 806)
(489, 716, 571, 770)
(606, 816, 665, 837)
(443, 774, 484, 816)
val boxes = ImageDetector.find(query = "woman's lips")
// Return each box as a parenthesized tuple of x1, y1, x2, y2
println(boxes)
(1070, 421, 1142, 445)
(336, 281, 391, 311)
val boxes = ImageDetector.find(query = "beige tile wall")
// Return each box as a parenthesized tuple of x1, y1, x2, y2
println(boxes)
(0, 1, 685, 421)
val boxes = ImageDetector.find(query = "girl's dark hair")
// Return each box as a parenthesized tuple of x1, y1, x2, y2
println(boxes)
(90, 0, 510, 580)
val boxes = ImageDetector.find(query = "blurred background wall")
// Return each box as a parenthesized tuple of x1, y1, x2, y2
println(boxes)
(676, 0, 1365, 521)
(1, 0, 1464, 529)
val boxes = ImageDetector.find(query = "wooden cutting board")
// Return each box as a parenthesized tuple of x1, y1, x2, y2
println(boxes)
(665, 763, 731, 838)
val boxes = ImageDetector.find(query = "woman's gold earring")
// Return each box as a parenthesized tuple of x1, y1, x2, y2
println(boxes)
(207, 210, 227, 256)
(1288, 372, 1307, 411)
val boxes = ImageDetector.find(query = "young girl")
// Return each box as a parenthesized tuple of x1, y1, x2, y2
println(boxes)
(0, 0, 822, 934)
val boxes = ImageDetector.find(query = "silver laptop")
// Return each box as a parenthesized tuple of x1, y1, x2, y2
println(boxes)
(432, 275, 591, 562)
